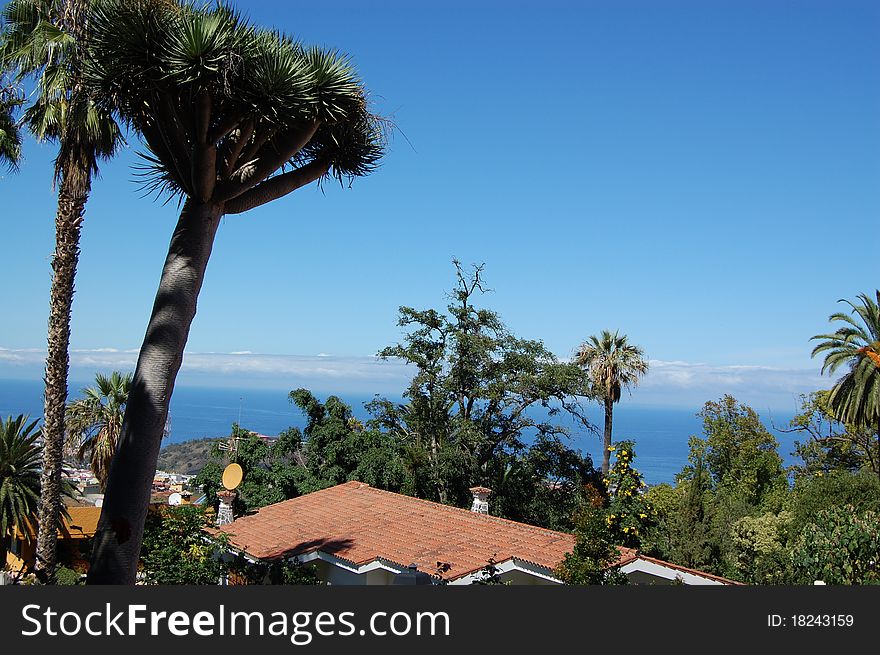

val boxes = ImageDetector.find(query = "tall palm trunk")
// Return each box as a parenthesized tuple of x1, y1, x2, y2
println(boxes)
(602, 396, 614, 475)
(87, 199, 223, 584)
(34, 170, 90, 583)
(876, 420, 880, 484)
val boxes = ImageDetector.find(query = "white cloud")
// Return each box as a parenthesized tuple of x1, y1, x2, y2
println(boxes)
(0, 347, 832, 409)
(0, 347, 413, 394)
(632, 359, 829, 411)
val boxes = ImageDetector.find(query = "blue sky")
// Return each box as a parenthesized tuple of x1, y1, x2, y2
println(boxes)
(1, 0, 877, 411)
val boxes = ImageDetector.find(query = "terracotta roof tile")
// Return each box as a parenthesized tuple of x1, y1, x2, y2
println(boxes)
(216, 482, 639, 581)
(632, 554, 744, 585)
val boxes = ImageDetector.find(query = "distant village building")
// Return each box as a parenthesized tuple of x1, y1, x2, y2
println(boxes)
(5, 505, 102, 577)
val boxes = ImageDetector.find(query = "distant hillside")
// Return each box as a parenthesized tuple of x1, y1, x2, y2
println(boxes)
(157, 438, 219, 474)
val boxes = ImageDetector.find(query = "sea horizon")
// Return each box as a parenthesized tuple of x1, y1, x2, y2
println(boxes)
(0, 376, 802, 486)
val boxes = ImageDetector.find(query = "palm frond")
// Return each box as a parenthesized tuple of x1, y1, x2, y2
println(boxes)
(0, 83, 23, 170)
(65, 371, 131, 490)
(811, 291, 880, 427)
(0, 414, 42, 539)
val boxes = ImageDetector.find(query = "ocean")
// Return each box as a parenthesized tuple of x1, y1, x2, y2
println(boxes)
(0, 377, 801, 485)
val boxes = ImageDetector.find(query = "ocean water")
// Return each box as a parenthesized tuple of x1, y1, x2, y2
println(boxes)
(0, 377, 800, 485)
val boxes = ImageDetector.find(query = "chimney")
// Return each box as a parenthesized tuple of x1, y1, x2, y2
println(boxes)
(216, 490, 236, 526)
(469, 486, 492, 514)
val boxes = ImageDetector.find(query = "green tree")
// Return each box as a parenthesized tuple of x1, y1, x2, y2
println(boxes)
(783, 391, 878, 479)
(729, 511, 792, 585)
(192, 423, 309, 515)
(574, 330, 648, 475)
(369, 260, 594, 508)
(604, 440, 655, 548)
(639, 482, 680, 558)
(289, 389, 407, 493)
(139, 504, 227, 585)
(697, 395, 787, 509)
(2, 0, 123, 582)
(84, 0, 384, 584)
(664, 444, 719, 570)
(789, 505, 880, 584)
(555, 488, 628, 585)
(65, 371, 131, 491)
(489, 435, 600, 532)
(227, 556, 322, 586)
(786, 469, 880, 539)
(192, 393, 407, 515)
(811, 291, 880, 482)
(0, 415, 42, 568)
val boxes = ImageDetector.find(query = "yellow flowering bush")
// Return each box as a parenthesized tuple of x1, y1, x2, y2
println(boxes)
(604, 439, 655, 548)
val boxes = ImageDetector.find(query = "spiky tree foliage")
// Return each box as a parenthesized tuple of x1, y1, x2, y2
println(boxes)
(82, 0, 384, 584)
(65, 371, 131, 491)
(575, 330, 649, 474)
(0, 78, 22, 169)
(1, 0, 122, 582)
(0, 415, 42, 569)
(811, 291, 880, 481)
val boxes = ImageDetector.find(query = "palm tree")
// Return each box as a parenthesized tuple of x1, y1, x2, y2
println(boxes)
(65, 372, 131, 491)
(83, 0, 384, 584)
(811, 291, 880, 481)
(0, 415, 42, 569)
(0, 78, 22, 169)
(1, 0, 122, 582)
(575, 330, 649, 475)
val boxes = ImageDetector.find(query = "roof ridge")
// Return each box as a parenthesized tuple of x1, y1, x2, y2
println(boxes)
(633, 553, 744, 585)
(344, 482, 577, 540)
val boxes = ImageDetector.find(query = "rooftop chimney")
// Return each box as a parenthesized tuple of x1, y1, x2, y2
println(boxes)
(469, 486, 492, 514)
(216, 490, 236, 526)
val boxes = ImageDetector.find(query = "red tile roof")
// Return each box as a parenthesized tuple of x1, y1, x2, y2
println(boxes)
(215, 481, 638, 581)
(631, 554, 744, 585)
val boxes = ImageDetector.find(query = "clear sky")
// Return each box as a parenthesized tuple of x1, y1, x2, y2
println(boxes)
(1, 0, 878, 410)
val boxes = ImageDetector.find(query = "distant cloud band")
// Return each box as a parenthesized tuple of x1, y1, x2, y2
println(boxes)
(0, 347, 831, 409)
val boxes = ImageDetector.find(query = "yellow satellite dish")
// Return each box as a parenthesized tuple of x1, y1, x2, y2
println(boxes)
(221, 463, 243, 491)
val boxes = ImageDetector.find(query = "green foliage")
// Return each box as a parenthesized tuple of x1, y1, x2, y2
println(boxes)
(367, 260, 596, 516)
(604, 441, 655, 548)
(139, 499, 323, 585)
(811, 291, 880, 434)
(472, 557, 510, 585)
(54, 565, 82, 586)
(139, 505, 227, 585)
(787, 391, 878, 479)
(191, 423, 311, 514)
(575, 331, 649, 405)
(490, 435, 601, 532)
(290, 389, 408, 493)
(789, 505, 880, 584)
(574, 330, 649, 473)
(697, 395, 787, 509)
(1, 0, 123, 186)
(227, 557, 323, 586)
(786, 469, 880, 538)
(729, 512, 792, 585)
(639, 482, 679, 556)
(644, 397, 790, 580)
(82, 0, 384, 204)
(1, 415, 41, 558)
(555, 490, 628, 586)
(192, 391, 410, 515)
(0, 77, 22, 170)
(660, 451, 720, 571)
(65, 371, 132, 491)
